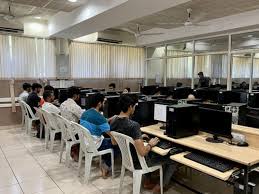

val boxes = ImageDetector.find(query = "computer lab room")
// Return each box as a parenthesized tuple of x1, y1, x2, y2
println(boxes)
(2, 0, 259, 194)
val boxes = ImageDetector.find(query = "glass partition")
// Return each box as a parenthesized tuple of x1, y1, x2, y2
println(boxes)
(146, 59, 164, 85)
(195, 36, 228, 53)
(232, 31, 259, 51)
(167, 42, 193, 57)
(146, 46, 165, 58)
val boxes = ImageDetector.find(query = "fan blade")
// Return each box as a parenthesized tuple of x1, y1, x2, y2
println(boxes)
(121, 27, 137, 35)
(156, 22, 184, 25)
(191, 23, 208, 26)
(140, 32, 163, 36)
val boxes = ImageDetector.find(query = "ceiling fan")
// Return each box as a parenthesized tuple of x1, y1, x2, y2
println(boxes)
(0, 0, 40, 22)
(157, 8, 206, 27)
(121, 24, 163, 37)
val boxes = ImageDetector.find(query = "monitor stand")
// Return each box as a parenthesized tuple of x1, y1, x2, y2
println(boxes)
(206, 135, 224, 143)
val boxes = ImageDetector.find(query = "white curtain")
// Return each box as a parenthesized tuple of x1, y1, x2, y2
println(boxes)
(0, 35, 12, 78)
(232, 56, 251, 78)
(0, 35, 55, 79)
(70, 42, 144, 79)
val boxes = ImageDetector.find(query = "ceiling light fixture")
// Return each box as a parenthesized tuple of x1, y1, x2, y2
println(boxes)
(35, 16, 41, 19)
(248, 35, 253, 38)
(68, 0, 78, 2)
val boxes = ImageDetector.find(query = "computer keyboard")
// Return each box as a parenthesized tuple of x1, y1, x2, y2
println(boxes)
(184, 152, 234, 172)
(156, 141, 172, 149)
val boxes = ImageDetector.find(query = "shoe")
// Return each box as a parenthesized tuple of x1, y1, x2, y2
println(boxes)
(143, 180, 157, 190)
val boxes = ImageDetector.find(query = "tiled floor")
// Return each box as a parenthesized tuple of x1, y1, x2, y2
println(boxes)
(0, 127, 195, 194)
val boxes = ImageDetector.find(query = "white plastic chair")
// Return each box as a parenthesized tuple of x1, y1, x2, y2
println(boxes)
(21, 101, 40, 136)
(18, 100, 26, 130)
(54, 114, 80, 167)
(71, 122, 114, 184)
(41, 109, 61, 152)
(34, 107, 45, 139)
(111, 131, 163, 194)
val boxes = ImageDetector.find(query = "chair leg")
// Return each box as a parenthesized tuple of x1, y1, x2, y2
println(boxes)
(84, 155, 93, 184)
(119, 166, 126, 194)
(27, 120, 32, 135)
(133, 171, 142, 194)
(78, 148, 83, 176)
(39, 124, 43, 139)
(45, 129, 49, 150)
(159, 167, 163, 194)
(65, 143, 71, 167)
(50, 132, 55, 152)
(59, 140, 65, 163)
(111, 150, 114, 179)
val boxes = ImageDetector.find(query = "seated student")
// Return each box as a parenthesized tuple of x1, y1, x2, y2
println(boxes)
(176, 82, 183, 88)
(40, 85, 55, 107)
(108, 83, 116, 91)
(80, 93, 116, 178)
(19, 83, 31, 102)
(27, 83, 42, 114)
(60, 86, 84, 123)
(123, 87, 131, 94)
(42, 91, 60, 115)
(111, 95, 177, 193)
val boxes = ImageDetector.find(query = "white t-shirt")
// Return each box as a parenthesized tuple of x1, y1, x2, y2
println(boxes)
(42, 102, 60, 115)
(19, 91, 29, 102)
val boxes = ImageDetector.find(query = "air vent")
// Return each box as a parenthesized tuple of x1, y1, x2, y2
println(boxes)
(97, 38, 122, 44)
(0, 27, 24, 34)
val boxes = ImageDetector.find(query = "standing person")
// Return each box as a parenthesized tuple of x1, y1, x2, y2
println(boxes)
(198, 72, 211, 88)
(26, 83, 42, 114)
(60, 86, 84, 123)
(80, 93, 117, 178)
(19, 83, 31, 102)
(111, 95, 177, 193)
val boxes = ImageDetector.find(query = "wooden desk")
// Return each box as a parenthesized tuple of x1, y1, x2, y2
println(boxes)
(141, 124, 259, 194)
(141, 124, 259, 166)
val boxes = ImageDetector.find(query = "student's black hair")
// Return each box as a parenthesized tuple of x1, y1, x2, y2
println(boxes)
(109, 83, 116, 88)
(43, 90, 53, 101)
(23, 83, 31, 90)
(44, 85, 54, 92)
(119, 95, 137, 113)
(67, 86, 80, 98)
(90, 93, 105, 108)
(32, 83, 42, 91)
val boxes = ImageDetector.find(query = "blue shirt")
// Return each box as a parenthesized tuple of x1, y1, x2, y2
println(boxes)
(80, 108, 110, 137)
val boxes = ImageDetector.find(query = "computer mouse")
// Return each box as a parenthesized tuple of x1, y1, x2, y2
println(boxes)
(237, 142, 249, 147)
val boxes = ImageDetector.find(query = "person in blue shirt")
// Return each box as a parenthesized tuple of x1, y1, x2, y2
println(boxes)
(80, 93, 116, 178)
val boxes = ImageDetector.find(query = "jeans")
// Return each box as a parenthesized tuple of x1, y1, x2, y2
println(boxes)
(145, 152, 177, 186)
(98, 138, 119, 169)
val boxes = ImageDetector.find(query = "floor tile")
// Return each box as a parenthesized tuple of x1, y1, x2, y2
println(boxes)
(0, 167, 18, 188)
(0, 184, 23, 194)
(19, 176, 57, 194)
(32, 187, 63, 194)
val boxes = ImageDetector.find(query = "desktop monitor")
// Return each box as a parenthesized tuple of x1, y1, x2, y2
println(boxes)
(132, 99, 156, 126)
(172, 87, 193, 99)
(199, 107, 232, 143)
(248, 92, 259, 108)
(80, 92, 96, 109)
(166, 104, 200, 139)
(154, 103, 168, 129)
(141, 85, 158, 95)
(158, 86, 174, 96)
(103, 95, 120, 118)
(58, 89, 68, 104)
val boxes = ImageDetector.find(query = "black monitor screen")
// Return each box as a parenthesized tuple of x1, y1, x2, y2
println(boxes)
(141, 85, 158, 95)
(199, 107, 232, 139)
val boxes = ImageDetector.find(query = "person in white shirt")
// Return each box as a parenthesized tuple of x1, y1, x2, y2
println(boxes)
(60, 87, 84, 123)
(42, 91, 60, 115)
(19, 83, 31, 102)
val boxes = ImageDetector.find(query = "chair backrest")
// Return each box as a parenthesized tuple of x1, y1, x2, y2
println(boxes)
(21, 101, 37, 119)
(55, 114, 77, 142)
(111, 131, 149, 172)
(41, 109, 59, 131)
(71, 122, 99, 155)
(34, 107, 46, 127)
(18, 100, 26, 117)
